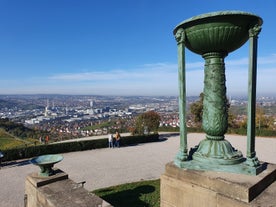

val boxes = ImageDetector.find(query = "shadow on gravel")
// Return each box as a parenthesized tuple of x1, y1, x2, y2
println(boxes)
(1, 159, 31, 169)
(158, 137, 168, 142)
(159, 132, 179, 141)
(118, 133, 179, 148)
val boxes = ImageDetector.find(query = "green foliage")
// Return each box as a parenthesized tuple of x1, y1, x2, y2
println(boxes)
(0, 138, 25, 150)
(229, 105, 247, 116)
(159, 126, 204, 133)
(133, 115, 144, 135)
(227, 106, 275, 134)
(159, 125, 275, 137)
(190, 93, 235, 127)
(0, 128, 31, 149)
(227, 110, 237, 128)
(256, 107, 274, 129)
(227, 127, 276, 137)
(227, 127, 247, 135)
(133, 111, 161, 135)
(158, 126, 180, 132)
(82, 120, 116, 131)
(0, 128, 13, 139)
(190, 93, 204, 123)
(0, 118, 45, 139)
(93, 179, 160, 207)
(256, 129, 276, 137)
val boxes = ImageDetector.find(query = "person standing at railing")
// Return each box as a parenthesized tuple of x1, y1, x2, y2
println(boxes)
(108, 133, 114, 148)
(114, 131, 121, 148)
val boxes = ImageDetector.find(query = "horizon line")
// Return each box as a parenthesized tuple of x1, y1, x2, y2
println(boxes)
(0, 93, 275, 98)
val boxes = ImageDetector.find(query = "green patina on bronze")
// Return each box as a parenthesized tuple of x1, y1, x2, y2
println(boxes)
(173, 11, 264, 175)
(31, 154, 63, 177)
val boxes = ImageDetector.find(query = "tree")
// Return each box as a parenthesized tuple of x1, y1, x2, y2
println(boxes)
(227, 111, 238, 128)
(190, 93, 204, 123)
(256, 107, 273, 130)
(133, 111, 161, 135)
(190, 93, 233, 127)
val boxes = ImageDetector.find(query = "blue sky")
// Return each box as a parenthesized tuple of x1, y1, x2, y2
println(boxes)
(0, 0, 275, 96)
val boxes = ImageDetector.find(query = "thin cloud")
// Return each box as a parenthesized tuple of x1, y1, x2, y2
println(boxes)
(226, 58, 249, 66)
(49, 63, 178, 82)
(48, 54, 275, 82)
(226, 54, 276, 67)
(44, 54, 275, 95)
(186, 61, 204, 69)
(48, 61, 202, 83)
(0, 55, 274, 96)
(258, 54, 276, 64)
(50, 71, 127, 81)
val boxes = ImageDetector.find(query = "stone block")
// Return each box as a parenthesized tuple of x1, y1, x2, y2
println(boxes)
(25, 168, 112, 207)
(161, 162, 276, 207)
(161, 174, 217, 207)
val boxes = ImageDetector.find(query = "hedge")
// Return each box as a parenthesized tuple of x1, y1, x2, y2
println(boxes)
(1, 134, 159, 162)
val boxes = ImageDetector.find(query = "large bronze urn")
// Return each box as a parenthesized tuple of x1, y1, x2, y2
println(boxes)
(174, 11, 264, 175)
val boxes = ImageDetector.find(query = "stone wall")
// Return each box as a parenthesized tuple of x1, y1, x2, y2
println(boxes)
(25, 169, 112, 207)
(161, 162, 276, 207)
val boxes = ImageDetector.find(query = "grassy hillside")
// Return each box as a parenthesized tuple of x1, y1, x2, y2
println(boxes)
(0, 129, 26, 150)
(0, 118, 45, 151)
(0, 128, 40, 150)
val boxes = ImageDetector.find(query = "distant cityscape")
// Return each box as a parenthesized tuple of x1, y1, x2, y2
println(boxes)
(0, 94, 275, 140)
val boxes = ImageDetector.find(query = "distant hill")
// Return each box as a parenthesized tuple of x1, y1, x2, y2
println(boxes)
(0, 99, 19, 108)
(0, 98, 43, 110)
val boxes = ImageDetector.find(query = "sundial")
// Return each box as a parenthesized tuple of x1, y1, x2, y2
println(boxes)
(31, 154, 63, 177)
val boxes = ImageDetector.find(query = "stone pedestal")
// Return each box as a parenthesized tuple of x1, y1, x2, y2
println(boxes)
(161, 162, 276, 207)
(25, 168, 112, 207)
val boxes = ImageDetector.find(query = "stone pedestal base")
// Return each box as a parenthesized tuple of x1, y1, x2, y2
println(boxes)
(25, 168, 112, 207)
(161, 162, 276, 207)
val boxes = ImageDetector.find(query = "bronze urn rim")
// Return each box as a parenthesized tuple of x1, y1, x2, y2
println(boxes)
(173, 10, 263, 55)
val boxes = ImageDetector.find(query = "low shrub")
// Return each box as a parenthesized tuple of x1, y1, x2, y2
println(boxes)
(227, 128, 276, 137)
(1, 134, 159, 162)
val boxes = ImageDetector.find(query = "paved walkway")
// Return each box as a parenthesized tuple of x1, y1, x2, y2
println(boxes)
(0, 133, 275, 207)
